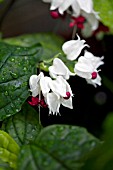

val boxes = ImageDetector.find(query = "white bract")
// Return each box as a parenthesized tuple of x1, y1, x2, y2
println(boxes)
(29, 72, 51, 97)
(49, 58, 75, 79)
(42, 0, 93, 15)
(29, 73, 43, 97)
(62, 34, 89, 61)
(42, 0, 99, 31)
(74, 51, 104, 87)
(81, 10, 100, 31)
(47, 76, 73, 115)
(29, 72, 73, 115)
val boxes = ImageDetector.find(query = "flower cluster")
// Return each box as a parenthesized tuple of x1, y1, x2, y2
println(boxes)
(42, 0, 100, 32)
(29, 71, 73, 115)
(29, 35, 104, 115)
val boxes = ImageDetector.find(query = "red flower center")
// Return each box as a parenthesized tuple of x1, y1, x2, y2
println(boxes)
(92, 72, 97, 79)
(50, 10, 60, 19)
(63, 92, 71, 100)
(28, 97, 47, 108)
(69, 16, 85, 29)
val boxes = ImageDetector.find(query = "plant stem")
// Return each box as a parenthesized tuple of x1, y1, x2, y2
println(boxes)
(72, 25, 77, 40)
(38, 66, 41, 126)
(38, 87, 41, 126)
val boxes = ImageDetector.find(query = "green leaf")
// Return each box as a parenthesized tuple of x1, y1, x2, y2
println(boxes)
(3, 33, 64, 62)
(81, 113, 113, 170)
(0, 42, 42, 120)
(2, 102, 42, 146)
(93, 0, 113, 32)
(0, 130, 20, 169)
(102, 75, 113, 94)
(0, 0, 4, 3)
(3, 33, 75, 73)
(18, 125, 100, 170)
(0, 159, 12, 170)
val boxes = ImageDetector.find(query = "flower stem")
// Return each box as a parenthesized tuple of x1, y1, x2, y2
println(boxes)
(38, 67, 41, 126)
(72, 25, 77, 40)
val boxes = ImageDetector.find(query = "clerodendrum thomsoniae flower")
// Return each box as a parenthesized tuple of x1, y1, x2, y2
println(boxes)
(29, 72, 73, 115)
(29, 34, 104, 115)
(74, 51, 104, 87)
(42, 0, 100, 31)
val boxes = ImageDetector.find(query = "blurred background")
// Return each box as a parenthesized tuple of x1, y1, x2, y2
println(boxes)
(0, 0, 113, 137)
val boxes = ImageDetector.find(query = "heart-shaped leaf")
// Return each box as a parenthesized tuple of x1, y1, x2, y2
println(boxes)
(0, 42, 42, 120)
(2, 102, 42, 146)
(0, 130, 20, 169)
(18, 125, 100, 170)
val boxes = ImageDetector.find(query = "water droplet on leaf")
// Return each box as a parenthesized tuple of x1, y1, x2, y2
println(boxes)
(15, 82, 21, 89)
(11, 58, 15, 62)
(16, 109, 19, 112)
(23, 67, 27, 71)
(4, 91, 8, 96)
(2, 77, 5, 80)
(11, 104, 14, 108)
(10, 72, 18, 79)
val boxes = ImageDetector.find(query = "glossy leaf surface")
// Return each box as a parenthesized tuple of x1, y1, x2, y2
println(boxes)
(2, 103, 42, 146)
(0, 42, 42, 120)
(18, 125, 100, 170)
(0, 130, 20, 169)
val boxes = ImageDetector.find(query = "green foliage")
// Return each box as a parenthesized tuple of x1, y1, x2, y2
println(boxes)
(93, 0, 113, 32)
(0, 31, 109, 170)
(0, 130, 20, 169)
(17, 125, 100, 170)
(0, 0, 4, 3)
(0, 42, 42, 120)
(2, 102, 42, 146)
(102, 76, 113, 94)
(3, 33, 75, 72)
(3, 33, 64, 62)
(81, 113, 113, 170)
(0, 159, 12, 170)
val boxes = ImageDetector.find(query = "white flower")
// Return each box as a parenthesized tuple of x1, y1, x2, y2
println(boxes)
(49, 58, 75, 80)
(42, 0, 99, 31)
(81, 10, 100, 31)
(62, 34, 89, 61)
(42, 0, 93, 15)
(29, 73, 42, 97)
(74, 51, 104, 87)
(46, 76, 73, 115)
(29, 72, 51, 97)
(29, 73, 73, 115)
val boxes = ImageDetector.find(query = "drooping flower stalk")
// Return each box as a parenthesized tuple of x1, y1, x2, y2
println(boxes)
(72, 25, 77, 40)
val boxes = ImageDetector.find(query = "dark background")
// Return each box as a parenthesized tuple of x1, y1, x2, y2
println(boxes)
(0, 0, 113, 137)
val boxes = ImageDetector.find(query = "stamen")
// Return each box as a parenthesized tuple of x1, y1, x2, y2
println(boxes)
(63, 92, 71, 100)
(69, 16, 85, 29)
(92, 72, 97, 79)
(50, 10, 60, 19)
(69, 22, 76, 28)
